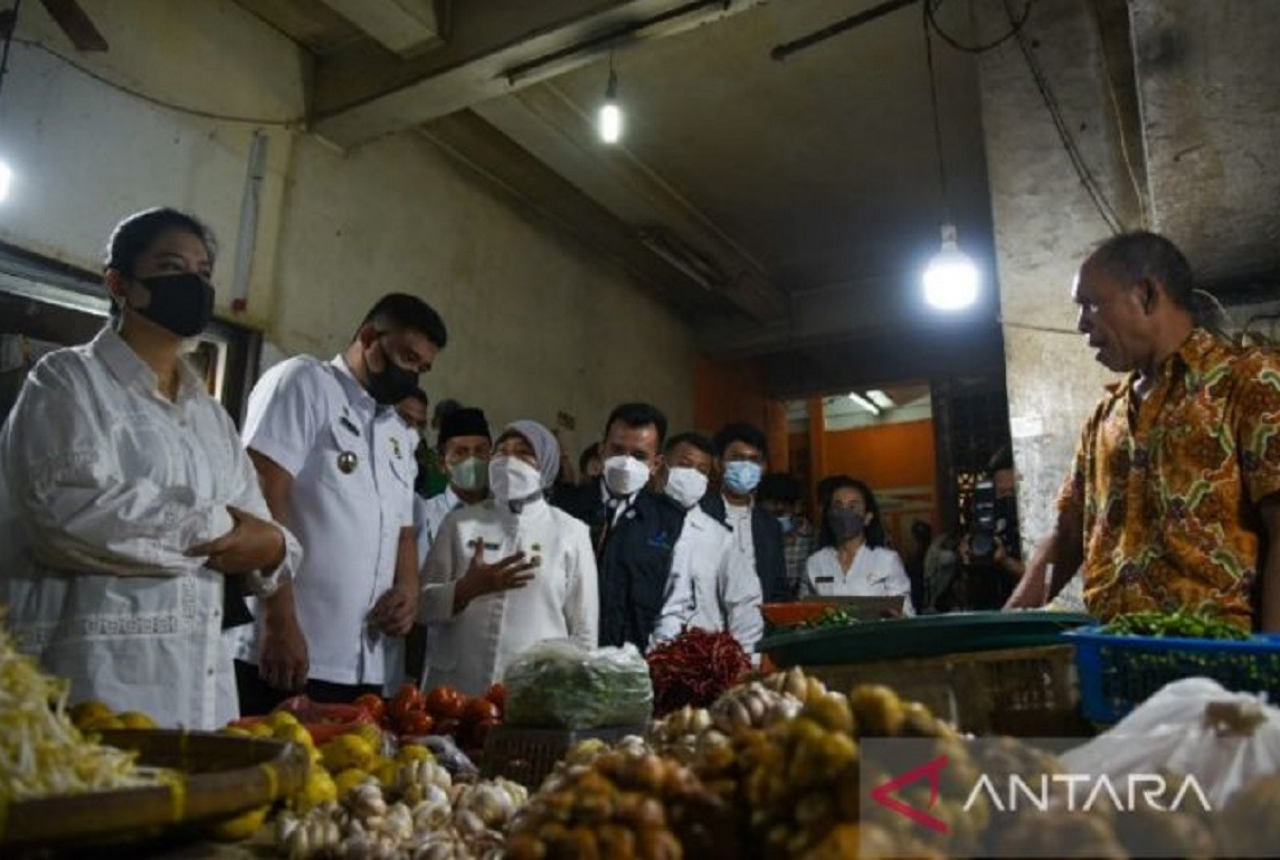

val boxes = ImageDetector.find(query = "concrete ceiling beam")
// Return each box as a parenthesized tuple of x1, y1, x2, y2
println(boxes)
(311, 0, 769, 148)
(419, 110, 737, 317)
(472, 83, 788, 323)
(317, 0, 448, 56)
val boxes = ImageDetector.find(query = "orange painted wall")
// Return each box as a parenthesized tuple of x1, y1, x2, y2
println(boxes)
(693, 355, 768, 435)
(791, 418, 939, 548)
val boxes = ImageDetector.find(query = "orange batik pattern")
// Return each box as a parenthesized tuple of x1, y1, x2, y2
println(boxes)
(1056, 329, 1280, 628)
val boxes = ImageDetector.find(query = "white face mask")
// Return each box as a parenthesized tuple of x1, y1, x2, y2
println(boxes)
(603, 454, 651, 497)
(488, 456, 543, 504)
(663, 466, 708, 509)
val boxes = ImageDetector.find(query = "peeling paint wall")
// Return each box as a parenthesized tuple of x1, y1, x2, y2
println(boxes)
(0, 0, 694, 443)
(974, 0, 1144, 551)
(271, 131, 695, 446)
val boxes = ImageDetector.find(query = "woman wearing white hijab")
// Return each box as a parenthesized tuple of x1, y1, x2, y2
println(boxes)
(419, 420, 599, 696)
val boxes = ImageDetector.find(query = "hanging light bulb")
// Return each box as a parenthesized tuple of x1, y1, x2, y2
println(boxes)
(918, 10, 977, 311)
(923, 223, 979, 310)
(598, 56, 623, 144)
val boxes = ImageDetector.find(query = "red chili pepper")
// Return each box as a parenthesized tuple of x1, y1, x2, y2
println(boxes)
(647, 628, 750, 716)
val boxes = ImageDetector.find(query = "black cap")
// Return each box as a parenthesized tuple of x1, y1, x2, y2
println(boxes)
(438, 407, 491, 449)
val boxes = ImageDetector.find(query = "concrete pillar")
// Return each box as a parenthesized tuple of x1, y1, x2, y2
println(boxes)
(806, 397, 827, 513)
(765, 399, 790, 473)
(973, 0, 1144, 547)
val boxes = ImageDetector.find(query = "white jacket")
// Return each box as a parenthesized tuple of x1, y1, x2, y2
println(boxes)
(0, 329, 300, 729)
(419, 498, 598, 696)
(653, 506, 764, 658)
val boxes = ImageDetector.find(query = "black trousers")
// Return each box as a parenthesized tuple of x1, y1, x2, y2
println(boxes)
(234, 659, 381, 717)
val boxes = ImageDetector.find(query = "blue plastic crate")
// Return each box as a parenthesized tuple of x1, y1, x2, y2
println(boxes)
(1066, 626, 1280, 724)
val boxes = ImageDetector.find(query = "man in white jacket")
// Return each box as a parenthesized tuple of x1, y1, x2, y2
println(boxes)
(651, 432, 764, 658)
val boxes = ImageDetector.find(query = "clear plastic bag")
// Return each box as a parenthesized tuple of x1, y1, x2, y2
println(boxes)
(1061, 677, 1280, 808)
(503, 640, 653, 730)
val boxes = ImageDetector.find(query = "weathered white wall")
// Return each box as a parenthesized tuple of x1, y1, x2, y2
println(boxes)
(0, 0, 301, 327)
(0, 0, 694, 443)
(974, 0, 1144, 549)
(270, 131, 695, 446)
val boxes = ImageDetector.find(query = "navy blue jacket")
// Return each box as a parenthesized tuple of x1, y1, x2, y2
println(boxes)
(555, 481, 688, 649)
(700, 493, 789, 603)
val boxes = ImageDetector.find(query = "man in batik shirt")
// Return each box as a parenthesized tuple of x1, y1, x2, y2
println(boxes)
(1007, 232, 1280, 631)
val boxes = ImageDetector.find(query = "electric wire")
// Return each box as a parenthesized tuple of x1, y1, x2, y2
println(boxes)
(925, 0, 1030, 54)
(1084, 0, 1149, 228)
(998, 0, 1124, 234)
(12, 37, 304, 127)
(0, 0, 24, 106)
(921, 2, 951, 223)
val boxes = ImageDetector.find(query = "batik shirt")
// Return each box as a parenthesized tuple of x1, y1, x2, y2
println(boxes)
(1057, 329, 1280, 627)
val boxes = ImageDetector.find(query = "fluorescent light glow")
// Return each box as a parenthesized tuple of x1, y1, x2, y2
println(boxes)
(847, 392, 881, 416)
(866, 389, 895, 410)
(0, 160, 12, 203)
(599, 101, 623, 144)
(923, 223, 979, 311)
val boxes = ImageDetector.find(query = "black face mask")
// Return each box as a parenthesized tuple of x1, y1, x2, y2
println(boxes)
(365, 338, 420, 405)
(828, 508, 866, 543)
(131, 273, 215, 337)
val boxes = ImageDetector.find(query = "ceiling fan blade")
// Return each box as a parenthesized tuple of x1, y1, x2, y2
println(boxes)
(38, 0, 109, 51)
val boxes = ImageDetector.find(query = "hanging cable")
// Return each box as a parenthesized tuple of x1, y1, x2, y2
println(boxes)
(12, 38, 304, 127)
(0, 0, 24, 106)
(924, 0, 1030, 54)
(1000, 0, 1124, 234)
(922, 3, 950, 222)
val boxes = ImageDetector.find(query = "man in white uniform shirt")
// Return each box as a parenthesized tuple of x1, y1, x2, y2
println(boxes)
(395, 406, 492, 691)
(700, 423, 789, 605)
(413, 407, 493, 568)
(234, 294, 447, 713)
(652, 433, 764, 657)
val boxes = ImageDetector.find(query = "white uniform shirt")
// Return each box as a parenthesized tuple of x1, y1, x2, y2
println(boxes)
(238, 355, 415, 686)
(0, 328, 300, 729)
(382, 485, 468, 695)
(415, 486, 466, 570)
(723, 496, 757, 569)
(419, 498, 598, 696)
(653, 506, 764, 658)
(802, 545, 916, 614)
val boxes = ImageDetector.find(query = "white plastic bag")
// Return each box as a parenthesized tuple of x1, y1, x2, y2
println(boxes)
(1061, 677, 1280, 808)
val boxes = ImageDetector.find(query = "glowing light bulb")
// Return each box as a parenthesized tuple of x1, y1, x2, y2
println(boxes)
(599, 100, 622, 144)
(923, 223, 979, 310)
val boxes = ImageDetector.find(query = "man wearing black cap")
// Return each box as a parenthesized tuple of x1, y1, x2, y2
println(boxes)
(400, 405, 492, 689)
(415, 406, 493, 565)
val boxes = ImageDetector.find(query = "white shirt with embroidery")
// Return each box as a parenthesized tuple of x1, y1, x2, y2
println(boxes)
(801, 545, 916, 614)
(0, 327, 300, 729)
(419, 498, 598, 697)
(237, 355, 415, 686)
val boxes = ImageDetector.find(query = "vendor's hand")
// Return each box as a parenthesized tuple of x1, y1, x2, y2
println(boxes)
(458, 543, 537, 606)
(259, 613, 308, 692)
(370, 585, 418, 637)
(187, 507, 285, 574)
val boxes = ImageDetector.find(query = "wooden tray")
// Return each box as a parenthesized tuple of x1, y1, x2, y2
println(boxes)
(0, 729, 309, 850)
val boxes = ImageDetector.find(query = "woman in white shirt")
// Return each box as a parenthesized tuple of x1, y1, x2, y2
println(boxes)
(420, 420, 598, 696)
(0, 208, 300, 729)
(801, 476, 914, 614)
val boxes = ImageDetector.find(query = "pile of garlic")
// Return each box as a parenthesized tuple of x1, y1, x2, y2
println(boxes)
(274, 766, 527, 860)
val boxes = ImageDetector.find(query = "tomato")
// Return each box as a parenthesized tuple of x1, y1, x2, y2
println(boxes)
(424, 686, 464, 721)
(461, 697, 500, 725)
(400, 710, 435, 738)
(433, 718, 461, 739)
(389, 683, 424, 729)
(484, 683, 505, 714)
(352, 693, 386, 725)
